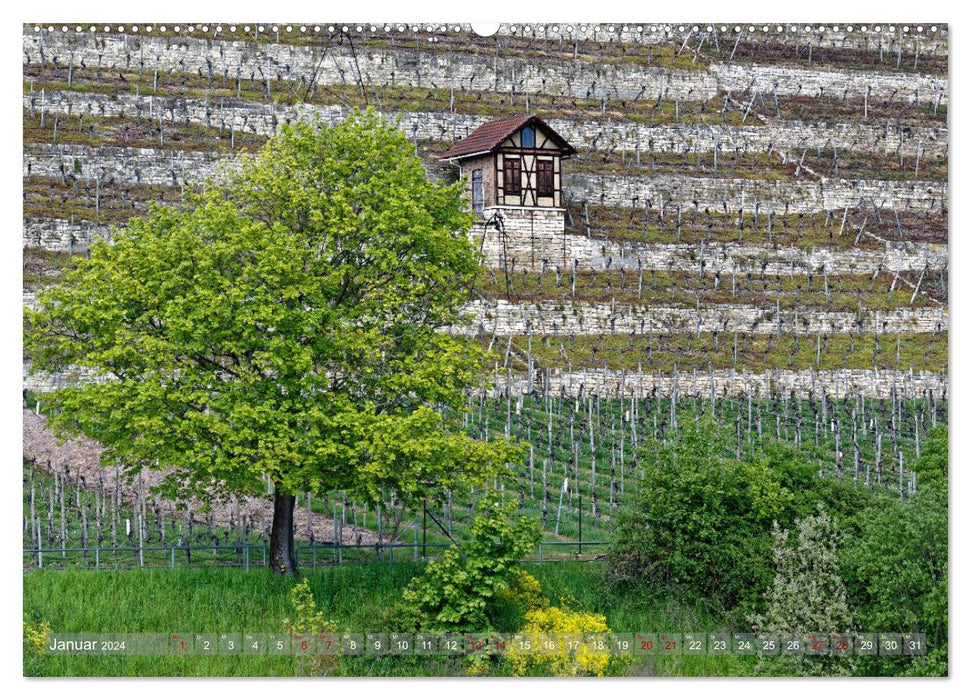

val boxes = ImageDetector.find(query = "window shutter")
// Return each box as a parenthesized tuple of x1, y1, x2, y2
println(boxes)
(503, 158, 521, 196)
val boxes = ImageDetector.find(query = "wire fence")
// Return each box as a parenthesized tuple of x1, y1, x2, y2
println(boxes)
(23, 540, 609, 571)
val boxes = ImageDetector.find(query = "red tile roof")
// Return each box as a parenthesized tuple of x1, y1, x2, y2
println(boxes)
(440, 114, 576, 160)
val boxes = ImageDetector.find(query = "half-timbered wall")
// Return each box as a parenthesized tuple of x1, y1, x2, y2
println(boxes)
(494, 126, 563, 208)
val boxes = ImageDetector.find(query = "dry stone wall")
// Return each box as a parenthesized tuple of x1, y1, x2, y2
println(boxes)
(476, 227, 945, 275)
(458, 299, 947, 336)
(713, 62, 947, 104)
(27, 89, 945, 158)
(566, 172, 947, 214)
(23, 217, 114, 251)
(491, 24, 948, 54)
(23, 363, 102, 394)
(23, 33, 719, 101)
(24, 144, 947, 214)
(24, 362, 946, 401)
(26, 216, 945, 279)
(23, 32, 946, 104)
(490, 365, 946, 400)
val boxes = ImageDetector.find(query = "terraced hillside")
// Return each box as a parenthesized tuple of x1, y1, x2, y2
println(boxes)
(22, 23, 948, 548)
(23, 22, 948, 402)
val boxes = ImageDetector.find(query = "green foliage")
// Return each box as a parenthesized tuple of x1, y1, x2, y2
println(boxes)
(842, 482, 948, 676)
(282, 578, 339, 676)
(605, 417, 879, 609)
(912, 425, 948, 488)
(749, 507, 857, 676)
(24, 108, 516, 515)
(606, 419, 789, 607)
(23, 564, 757, 677)
(282, 578, 338, 637)
(492, 568, 548, 630)
(23, 612, 53, 655)
(395, 503, 541, 632)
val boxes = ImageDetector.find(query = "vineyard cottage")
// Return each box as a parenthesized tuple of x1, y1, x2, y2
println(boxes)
(442, 115, 576, 266)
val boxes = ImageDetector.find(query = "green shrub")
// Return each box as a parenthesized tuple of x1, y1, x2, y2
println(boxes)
(282, 578, 339, 676)
(606, 419, 784, 607)
(605, 417, 878, 610)
(23, 612, 53, 655)
(491, 568, 548, 631)
(912, 425, 948, 488)
(394, 503, 541, 632)
(842, 481, 948, 676)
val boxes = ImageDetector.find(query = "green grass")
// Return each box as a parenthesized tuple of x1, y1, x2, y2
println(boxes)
(700, 36, 948, 77)
(571, 149, 796, 181)
(565, 203, 947, 249)
(22, 248, 80, 290)
(23, 110, 266, 154)
(476, 268, 938, 311)
(799, 151, 947, 182)
(508, 331, 947, 374)
(23, 563, 754, 676)
(23, 178, 183, 225)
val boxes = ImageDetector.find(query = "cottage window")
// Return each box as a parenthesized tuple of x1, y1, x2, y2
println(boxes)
(471, 169, 483, 214)
(521, 126, 535, 148)
(537, 160, 554, 197)
(503, 158, 521, 196)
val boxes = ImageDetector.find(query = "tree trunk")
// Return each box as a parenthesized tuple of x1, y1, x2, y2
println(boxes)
(269, 488, 298, 575)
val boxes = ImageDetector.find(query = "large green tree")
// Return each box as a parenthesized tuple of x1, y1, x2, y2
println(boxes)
(25, 110, 516, 574)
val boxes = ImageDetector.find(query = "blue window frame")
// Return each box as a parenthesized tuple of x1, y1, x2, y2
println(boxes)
(521, 125, 535, 148)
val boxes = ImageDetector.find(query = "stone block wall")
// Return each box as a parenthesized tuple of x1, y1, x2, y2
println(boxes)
(476, 224, 945, 275)
(488, 365, 947, 400)
(457, 299, 947, 337)
(24, 143, 947, 216)
(23, 31, 946, 105)
(474, 206, 568, 269)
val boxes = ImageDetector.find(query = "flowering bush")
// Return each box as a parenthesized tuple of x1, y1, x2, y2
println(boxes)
(508, 605, 613, 677)
(23, 613, 52, 654)
(748, 506, 856, 676)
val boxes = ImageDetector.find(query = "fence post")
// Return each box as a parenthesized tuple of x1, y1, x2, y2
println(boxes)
(245, 544, 250, 572)
(262, 542, 267, 568)
(94, 546, 99, 570)
(171, 546, 175, 569)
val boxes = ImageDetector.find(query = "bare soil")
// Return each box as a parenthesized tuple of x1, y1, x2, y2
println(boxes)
(22, 408, 378, 545)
